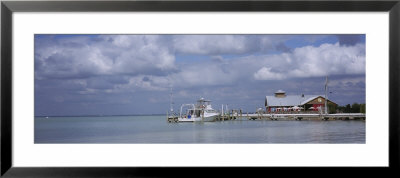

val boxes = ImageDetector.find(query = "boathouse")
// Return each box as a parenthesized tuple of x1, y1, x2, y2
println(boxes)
(265, 90, 337, 113)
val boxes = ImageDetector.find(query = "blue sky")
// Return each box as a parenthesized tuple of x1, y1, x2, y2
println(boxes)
(34, 34, 365, 116)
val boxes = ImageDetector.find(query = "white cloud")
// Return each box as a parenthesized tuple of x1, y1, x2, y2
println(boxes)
(35, 35, 177, 79)
(173, 35, 250, 55)
(172, 35, 288, 55)
(35, 35, 365, 97)
(254, 67, 286, 80)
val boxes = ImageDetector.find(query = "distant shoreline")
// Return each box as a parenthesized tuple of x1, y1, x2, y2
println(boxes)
(34, 114, 165, 117)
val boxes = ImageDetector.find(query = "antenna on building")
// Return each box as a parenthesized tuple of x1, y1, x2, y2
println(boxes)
(325, 76, 329, 115)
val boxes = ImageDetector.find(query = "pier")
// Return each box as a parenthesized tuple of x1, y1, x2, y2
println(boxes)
(166, 111, 179, 122)
(236, 113, 366, 121)
(217, 107, 366, 121)
(216, 109, 365, 121)
(168, 108, 365, 122)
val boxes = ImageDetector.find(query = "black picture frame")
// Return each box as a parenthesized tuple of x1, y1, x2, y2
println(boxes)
(1, 0, 399, 177)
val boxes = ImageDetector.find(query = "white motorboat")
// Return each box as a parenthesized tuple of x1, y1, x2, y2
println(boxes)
(178, 98, 220, 122)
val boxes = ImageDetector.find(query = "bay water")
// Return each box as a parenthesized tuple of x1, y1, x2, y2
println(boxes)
(35, 115, 365, 143)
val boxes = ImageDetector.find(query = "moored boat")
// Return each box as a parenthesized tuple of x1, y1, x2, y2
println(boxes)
(178, 98, 220, 122)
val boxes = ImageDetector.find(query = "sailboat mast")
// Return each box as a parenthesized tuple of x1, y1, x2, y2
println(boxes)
(170, 86, 173, 112)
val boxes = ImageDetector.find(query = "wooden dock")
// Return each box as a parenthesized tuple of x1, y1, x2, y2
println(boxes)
(166, 111, 179, 122)
(168, 109, 365, 122)
(218, 112, 366, 121)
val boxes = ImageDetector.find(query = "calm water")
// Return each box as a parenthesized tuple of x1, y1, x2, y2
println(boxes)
(35, 115, 365, 143)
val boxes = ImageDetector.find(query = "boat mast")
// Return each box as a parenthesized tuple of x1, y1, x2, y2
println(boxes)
(169, 85, 174, 113)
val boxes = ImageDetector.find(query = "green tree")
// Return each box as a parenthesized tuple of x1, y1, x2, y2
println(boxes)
(336, 105, 345, 113)
(344, 104, 351, 113)
(351, 103, 360, 113)
(328, 103, 336, 114)
(360, 103, 366, 114)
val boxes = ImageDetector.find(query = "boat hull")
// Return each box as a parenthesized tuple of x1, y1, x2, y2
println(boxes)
(178, 114, 218, 122)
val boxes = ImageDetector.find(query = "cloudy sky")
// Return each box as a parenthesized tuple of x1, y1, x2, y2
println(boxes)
(34, 34, 365, 116)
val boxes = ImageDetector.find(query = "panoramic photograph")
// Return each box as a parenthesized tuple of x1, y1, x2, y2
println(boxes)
(34, 34, 366, 143)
